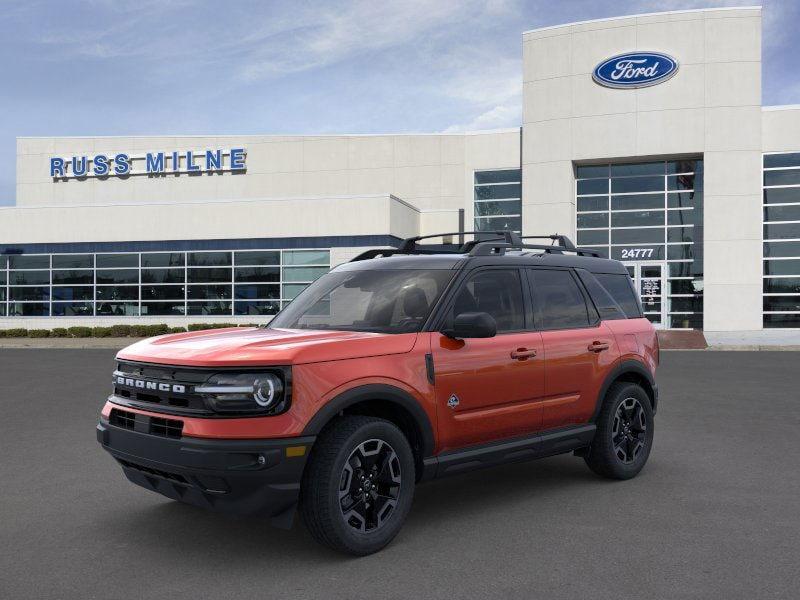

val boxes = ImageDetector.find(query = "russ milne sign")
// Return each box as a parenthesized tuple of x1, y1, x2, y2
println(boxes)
(592, 52, 678, 89)
(50, 148, 246, 179)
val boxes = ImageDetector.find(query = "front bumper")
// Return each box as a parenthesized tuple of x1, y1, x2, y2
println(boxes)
(97, 418, 314, 528)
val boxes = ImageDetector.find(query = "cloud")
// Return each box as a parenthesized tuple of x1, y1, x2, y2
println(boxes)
(442, 102, 521, 132)
(235, 0, 479, 81)
(439, 60, 522, 132)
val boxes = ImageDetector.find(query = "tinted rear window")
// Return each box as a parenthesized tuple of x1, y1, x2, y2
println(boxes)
(594, 273, 642, 318)
(576, 270, 626, 321)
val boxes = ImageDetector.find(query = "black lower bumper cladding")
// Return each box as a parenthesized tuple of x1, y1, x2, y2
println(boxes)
(97, 418, 315, 528)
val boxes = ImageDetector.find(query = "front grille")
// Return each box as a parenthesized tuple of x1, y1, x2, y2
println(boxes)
(117, 458, 188, 484)
(108, 407, 184, 439)
(112, 361, 212, 415)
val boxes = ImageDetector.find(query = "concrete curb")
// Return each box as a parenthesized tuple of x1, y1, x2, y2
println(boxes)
(662, 345, 800, 351)
(707, 344, 800, 351)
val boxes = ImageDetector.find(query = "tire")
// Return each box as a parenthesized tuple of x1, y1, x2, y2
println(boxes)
(584, 382, 654, 480)
(299, 416, 415, 556)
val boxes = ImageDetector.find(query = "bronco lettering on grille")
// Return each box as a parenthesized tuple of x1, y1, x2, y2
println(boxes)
(115, 376, 186, 394)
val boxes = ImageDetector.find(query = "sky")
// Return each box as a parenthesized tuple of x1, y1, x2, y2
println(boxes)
(1, 0, 799, 206)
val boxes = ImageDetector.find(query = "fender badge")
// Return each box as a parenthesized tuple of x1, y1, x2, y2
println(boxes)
(447, 394, 460, 409)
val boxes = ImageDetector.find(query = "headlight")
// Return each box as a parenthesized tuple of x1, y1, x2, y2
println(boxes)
(195, 372, 287, 414)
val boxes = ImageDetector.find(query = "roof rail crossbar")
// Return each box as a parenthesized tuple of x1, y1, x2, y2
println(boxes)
(517, 234, 577, 251)
(468, 235, 601, 258)
(397, 230, 515, 253)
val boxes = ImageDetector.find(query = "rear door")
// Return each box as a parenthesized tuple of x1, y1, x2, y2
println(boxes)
(526, 268, 619, 430)
(431, 267, 545, 451)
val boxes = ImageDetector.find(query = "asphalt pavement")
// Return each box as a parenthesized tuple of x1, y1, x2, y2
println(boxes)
(1, 349, 798, 600)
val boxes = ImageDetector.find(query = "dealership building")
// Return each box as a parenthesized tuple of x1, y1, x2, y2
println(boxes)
(2, 6, 799, 338)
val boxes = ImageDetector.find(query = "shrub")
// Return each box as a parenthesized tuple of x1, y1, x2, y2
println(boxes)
(67, 326, 93, 338)
(130, 324, 170, 337)
(147, 324, 170, 336)
(188, 323, 237, 331)
(51, 328, 69, 338)
(109, 324, 132, 337)
(168, 327, 186, 334)
(91, 327, 114, 338)
(129, 325, 148, 337)
(27, 329, 51, 338)
(3, 328, 28, 338)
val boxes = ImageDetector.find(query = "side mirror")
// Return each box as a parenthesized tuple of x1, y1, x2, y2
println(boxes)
(444, 311, 497, 339)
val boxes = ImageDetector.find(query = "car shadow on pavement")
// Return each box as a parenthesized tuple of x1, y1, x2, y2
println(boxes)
(96, 453, 605, 563)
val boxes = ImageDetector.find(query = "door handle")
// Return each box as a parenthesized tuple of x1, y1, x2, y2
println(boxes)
(588, 341, 610, 352)
(510, 348, 537, 360)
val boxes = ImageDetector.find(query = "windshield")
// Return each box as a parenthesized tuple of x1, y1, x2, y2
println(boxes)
(269, 269, 455, 334)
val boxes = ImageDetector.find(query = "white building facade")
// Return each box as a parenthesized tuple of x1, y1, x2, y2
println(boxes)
(2, 6, 799, 335)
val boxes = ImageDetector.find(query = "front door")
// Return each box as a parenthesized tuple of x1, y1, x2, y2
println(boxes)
(624, 262, 666, 329)
(430, 268, 545, 452)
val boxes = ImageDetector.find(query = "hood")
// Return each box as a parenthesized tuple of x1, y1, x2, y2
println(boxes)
(116, 327, 419, 367)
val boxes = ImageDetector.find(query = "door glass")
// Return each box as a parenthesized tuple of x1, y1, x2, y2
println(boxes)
(449, 270, 525, 332)
(529, 269, 590, 330)
(623, 262, 666, 328)
(641, 266, 661, 278)
(638, 264, 663, 326)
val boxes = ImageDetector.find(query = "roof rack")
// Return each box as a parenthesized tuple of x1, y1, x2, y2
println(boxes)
(349, 231, 511, 262)
(349, 230, 601, 262)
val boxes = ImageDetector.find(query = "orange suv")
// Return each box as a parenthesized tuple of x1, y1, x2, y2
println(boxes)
(97, 232, 659, 555)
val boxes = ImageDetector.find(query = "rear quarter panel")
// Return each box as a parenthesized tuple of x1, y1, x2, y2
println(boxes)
(603, 318, 659, 375)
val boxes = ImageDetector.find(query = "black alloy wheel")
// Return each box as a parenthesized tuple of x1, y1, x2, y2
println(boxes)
(612, 397, 648, 464)
(583, 382, 654, 480)
(338, 439, 402, 532)
(300, 416, 415, 555)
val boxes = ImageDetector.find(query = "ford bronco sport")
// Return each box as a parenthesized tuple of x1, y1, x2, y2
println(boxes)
(97, 231, 659, 555)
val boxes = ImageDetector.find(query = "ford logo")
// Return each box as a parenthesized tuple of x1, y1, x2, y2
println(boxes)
(592, 52, 678, 89)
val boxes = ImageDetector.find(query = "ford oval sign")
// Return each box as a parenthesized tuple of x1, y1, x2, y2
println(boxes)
(592, 52, 678, 89)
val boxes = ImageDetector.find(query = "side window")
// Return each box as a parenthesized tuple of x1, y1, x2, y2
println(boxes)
(449, 269, 525, 332)
(594, 273, 643, 318)
(576, 269, 626, 321)
(529, 269, 591, 330)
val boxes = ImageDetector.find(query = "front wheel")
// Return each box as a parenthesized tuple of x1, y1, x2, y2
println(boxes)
(584, 382, 654, 480)
(299, 416, 415, 555)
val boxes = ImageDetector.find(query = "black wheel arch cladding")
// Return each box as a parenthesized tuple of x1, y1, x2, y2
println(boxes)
(302, 383, 436, 461)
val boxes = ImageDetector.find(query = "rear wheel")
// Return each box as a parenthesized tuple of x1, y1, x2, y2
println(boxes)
(299, 416, 415, 555)
(584, 382, 654, 480)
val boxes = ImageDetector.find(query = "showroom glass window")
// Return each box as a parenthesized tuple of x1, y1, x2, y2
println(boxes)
(575, 159, 704, 329)
(763, 152, 800, 328)
(474, 169, 521, 234)
(0, 249, 329, 318)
